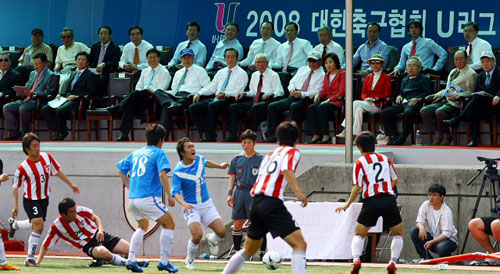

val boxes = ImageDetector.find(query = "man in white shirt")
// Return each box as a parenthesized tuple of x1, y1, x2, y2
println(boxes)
(206, 23, 244, 71)
(190, 48, 248, 141)
(464, 21, 492, 71)
(54, 28, 90, 73)
(114, 48, 171, 141)
(157, 48, 210, 139)
(271, 22, 313, 75)
(313, 26, 344, 65)
(168, 21, 208, 70)
(264, 51, 325, 142)
(411, 184, 458, 260)
(119, 26, 154, 72)
(239, 21, 280, 71)
(224, 53, 284, 142)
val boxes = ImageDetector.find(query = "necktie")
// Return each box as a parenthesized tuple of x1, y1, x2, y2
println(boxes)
(145, 69, 156, 89)
(485, 72, 491, 88)
(31, 72, 41, 92)
(71, 71, 82, 90)
(410, 41, 417, 57)
(220, 69, 232, 92)
(0, 71, 3, 81)
(133, 47, 140, 65)
(283, 42, 294, 72)
(468, 43, 473, 63)
(301, 70, 314, 91)
(186, 41, 192, 49)
(261, 41, 266, 54)
(254, 73, 263, 104)
(98, 45, 106, 64)
(450, 69, 460, 81)
(174, 68, 188, 95)
(322, 45, 328, 59)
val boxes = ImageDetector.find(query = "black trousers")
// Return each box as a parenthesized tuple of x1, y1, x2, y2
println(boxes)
(456, 95, 498, 141)
(157, 91, 191, 136)
(226, 100, 253, 137)
(119, 90, 155, 136)
(248, 101, 270, 131)
(41, 101, 80, 134)
(381, 102, 423, 139)
(267, 97, 306, 136)
(189, 97, 234, 139)
(306, 103, 341, 136)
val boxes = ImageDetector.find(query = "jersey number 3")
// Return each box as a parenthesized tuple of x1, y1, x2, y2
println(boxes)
(131, 156, 148, 177)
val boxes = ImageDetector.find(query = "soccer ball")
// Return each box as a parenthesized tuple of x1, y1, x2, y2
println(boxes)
(262, 250, 281, 270)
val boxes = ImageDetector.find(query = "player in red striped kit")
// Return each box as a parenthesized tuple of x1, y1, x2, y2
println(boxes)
(9, 133, 80, 267)
(336, 131, 403, 274)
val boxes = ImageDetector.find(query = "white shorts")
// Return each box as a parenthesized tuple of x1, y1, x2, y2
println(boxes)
(129, 196, 168, 221)
(183, 199, 221, 227)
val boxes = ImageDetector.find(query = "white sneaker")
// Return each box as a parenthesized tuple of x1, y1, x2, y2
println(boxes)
(336, 130, 346, 138)
(185, 258, 195, 270)
(206, 233, 219, 255)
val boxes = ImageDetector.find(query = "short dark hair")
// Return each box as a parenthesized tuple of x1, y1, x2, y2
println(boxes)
(261, 21, 273, 29)
(22, 133, 40, 155)
(277, 121, 299, 147)
(60, 28, 74, 37)
(58, 198, 76, 215)
(428, 184, 446, 196)
(323, 52, 341, 69)
(146, 48, 161, 58)
(33, 53, 48, 63)
(145, 123, 166, 146)
(355, 131, 376, 152)
(176, 137, 191, 160)
(186, 21, 201, 32)
(367, 22, 381, 32)
(464, 21, 479, 32)
(75, 51, 90, 61)
(285, 22, 299, 32)
(225, 22, 240, 32)
(98, 26, 112, 35)
(240, 129, 257, 142)
(407, 20, 423, 35)
(128, 26, 143, 35)
(224, 48, 238, 59)
(317, 26, 332, 34)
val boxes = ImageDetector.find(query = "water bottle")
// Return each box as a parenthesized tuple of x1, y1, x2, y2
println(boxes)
(415, 130, 422, 146)
(199, 253, 217, 259)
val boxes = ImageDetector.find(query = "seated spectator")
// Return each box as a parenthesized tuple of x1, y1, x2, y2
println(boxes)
(444, 50, 500, 147)
(382, 56, 432, 145)
(469, 216, 500, 265)
(411, 184, 458, 260)
(4, 53, 57, 140)
(264, 51, 325, 142)
(190, 48, 248, 141)
(119, 26, 154, 72)
(239, 21, 280, 71)
(337, 54, 392, 139)
(89, 26, 121, 97)
(41, 52, 97, 140)
(392, 20, 447, 75)
(0, 52, 21, 98)
(464, 21, 492, 72)
(168, 21, 207, 69)
(420, 50, 477, 145)
(225, 53, 284, 142)
(206, 23, 244, 71)
(157, 48, 210, 138)
(16, 28, 53, 84)
(54, 28, 90, 74)
(271, 22, 313, 75)
(313, 26, 344, 64)
(306, 53, 344, 144)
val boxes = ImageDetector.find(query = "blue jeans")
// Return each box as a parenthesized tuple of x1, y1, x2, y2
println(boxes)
(410, 227, 457, 258)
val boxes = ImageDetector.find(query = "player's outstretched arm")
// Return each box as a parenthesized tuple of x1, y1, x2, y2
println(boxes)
(227, 174, 236, 207)
(0, 173, 8, 182)
(283, 170, 308, 207)
(206, 160, 229, 169)
(335, 185, 361, 213)
(160, 170, 175, 207)
(37, 245, 48, 265)
(90, 214, 105, 242)
(56, 170, 80, 194)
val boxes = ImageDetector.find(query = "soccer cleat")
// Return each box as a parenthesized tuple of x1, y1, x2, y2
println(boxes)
(157, 261, 179, 273)
(0, 262, 20, 271)
(8, 218, 16, 238)
(126, 261, 143, 273)
(137, 261, 149, 268)
(23, 259, 38, 267)
(351, 258, 361, 274)
(185, 258, 195, 270)
(387, 261, 397, 274)
(88, 259, 103, 267)
(206, 233, 219, 255)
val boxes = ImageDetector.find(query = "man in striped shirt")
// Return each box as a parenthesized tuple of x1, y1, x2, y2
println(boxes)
(9, 133, 80, 267)
(336, 131, 402, 274)
(37, 198, 148, 268)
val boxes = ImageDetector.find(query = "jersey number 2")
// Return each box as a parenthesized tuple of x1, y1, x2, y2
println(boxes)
(373, 163, 384, 183)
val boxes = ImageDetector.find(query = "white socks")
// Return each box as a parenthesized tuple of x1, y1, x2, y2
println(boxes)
(351, 235, 364, 260)
(222, 250, 248, 274)
(15, 219, 31, 230)
(208, 233, 224, 243)
(27, 232, 41, 259)
(390, 236, 403, 263)
(291, 251, 306, 274)
(109, 254, 127, 266)
(128, 228, 145, 263)
(187, 239, 199, 262)
(0, 234, 6, 266)
(160, 229, 174, 265)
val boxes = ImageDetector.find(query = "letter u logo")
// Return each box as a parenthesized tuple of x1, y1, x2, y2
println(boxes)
(214, 2, 240, 33)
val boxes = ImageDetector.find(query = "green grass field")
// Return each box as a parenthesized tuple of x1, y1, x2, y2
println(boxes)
(4, 257, 486, 273)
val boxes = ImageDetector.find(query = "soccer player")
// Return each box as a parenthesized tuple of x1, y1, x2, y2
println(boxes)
(222, 121, 308, 274)
(172, 137, 228, 270)
(336, 131, 403, 274)
(37, 198, 148, 269)
(117, 123, 178, 273)
(0, 172, 20, 271)
(9, 133, 80, 267)
(227, 130, 266, 258)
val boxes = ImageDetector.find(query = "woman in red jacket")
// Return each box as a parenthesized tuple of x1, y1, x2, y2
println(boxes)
(306, 53, 345, 144)
(337, 54, 392, 138)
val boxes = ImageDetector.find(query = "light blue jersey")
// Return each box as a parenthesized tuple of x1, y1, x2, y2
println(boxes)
(172, 154, 211, 204)
(117, 146, 171, 199)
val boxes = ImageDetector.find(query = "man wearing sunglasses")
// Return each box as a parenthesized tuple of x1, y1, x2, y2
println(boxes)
(54, 28, 90, 74)
(0, 53, 21, 98)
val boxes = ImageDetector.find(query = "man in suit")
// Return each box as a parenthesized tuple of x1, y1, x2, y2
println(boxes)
(41, 52, 98, 140)
(0, 52, 21, 98)
(3, 53, 57, 140)
(89, 26, 121, 98)
(445, 51, 500, 147)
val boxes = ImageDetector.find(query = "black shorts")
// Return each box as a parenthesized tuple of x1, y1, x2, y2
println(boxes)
(357, 194, 402, 228)
(247, 195, 299, 240)
(23, 198, 49, 221)
(480, 217, 500, 236)
(232, 188, 252, 220)
(82, 231, 122, 259)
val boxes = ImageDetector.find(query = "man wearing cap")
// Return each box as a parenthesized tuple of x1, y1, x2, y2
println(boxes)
(444, 50, 500, 147)
(264, 51, 325, 142)
(271, 22, 313, 75)
(54, 28, 90, 73)
(168, 21, 207, 70)
(157, 48, 210, 139)
(313, 26, 344, 65)
(18, 29, 53, 72)
(464, 22, 492, 72)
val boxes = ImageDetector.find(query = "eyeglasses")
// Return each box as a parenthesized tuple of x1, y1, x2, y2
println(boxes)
(0, 59, 9, 62)
(61, 36, 72, 39)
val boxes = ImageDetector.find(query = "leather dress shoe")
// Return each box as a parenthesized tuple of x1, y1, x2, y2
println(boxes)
(4, 131, 21, 141)
(200, 137, 216, 142)
(58, 131, 69, 141)
(319, 136, 333, 144)
(106, 104, 121, 114)
(167, 102, 183, 112)
(306, 138, 320, 144)
(467, 140, 478, 147)
(443, 118, 459, 127)
(222, 136, 239, 142)
(115, 135, 130, 142)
